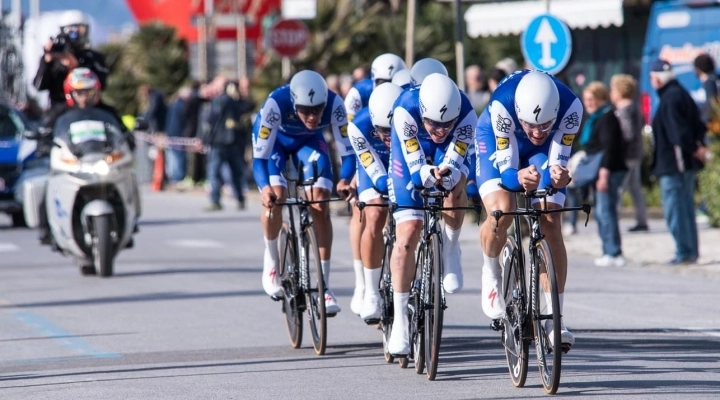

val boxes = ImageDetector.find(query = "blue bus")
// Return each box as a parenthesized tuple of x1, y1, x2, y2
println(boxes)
(640, 0, 720, 125)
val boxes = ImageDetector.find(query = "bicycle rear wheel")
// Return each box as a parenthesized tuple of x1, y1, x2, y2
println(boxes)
(532, 239, 561, 394)
(304, 226, 327, 356)
(380, 233, 395, 363)
(424, 233, 444, 380)
(501, 236, 529, 387)
(278, 223, 302, 349)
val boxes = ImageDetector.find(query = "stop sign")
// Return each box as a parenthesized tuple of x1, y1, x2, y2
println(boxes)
(270, 19, 309, 58)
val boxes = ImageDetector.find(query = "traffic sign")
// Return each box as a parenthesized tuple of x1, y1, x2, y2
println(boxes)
(270, 19, 309, 59)
(520, 14, 572, 75)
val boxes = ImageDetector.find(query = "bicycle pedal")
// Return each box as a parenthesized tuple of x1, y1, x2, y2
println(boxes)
(363, 317, 380, 326)
(561, 344, 572, 354)
(271, 295, 283, 302)
(490, 319, 504, 331)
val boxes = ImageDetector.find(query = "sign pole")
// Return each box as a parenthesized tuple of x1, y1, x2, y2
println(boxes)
(282, 57, 291, 81)
(236, 11, 247, 79)
(544, 0, 550, 12)
(454, 0, 465, 91)
(405, 0, 416, 66)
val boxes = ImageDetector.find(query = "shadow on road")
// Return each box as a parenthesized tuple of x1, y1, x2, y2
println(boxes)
(138, 216, 257, 227)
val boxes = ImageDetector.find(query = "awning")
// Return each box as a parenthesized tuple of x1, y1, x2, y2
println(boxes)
(464, 0, 624, 38)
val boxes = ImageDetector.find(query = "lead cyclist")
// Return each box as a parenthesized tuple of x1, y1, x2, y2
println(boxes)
(474, 70, 583, 350)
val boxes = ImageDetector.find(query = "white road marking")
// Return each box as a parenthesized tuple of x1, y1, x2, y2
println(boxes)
(166, 239, 224, 249)
(0, 242, 20, 252)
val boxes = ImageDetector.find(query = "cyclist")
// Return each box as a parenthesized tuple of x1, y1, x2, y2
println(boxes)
(387, 73, 477, 355)
(345, 53, 407, 315)
(252, 69, 355, 315)
(391, 69, 413, 89)
(409, 57, 449, 87)
(347, 82, 405, 323)
(475, 70, 583, 349)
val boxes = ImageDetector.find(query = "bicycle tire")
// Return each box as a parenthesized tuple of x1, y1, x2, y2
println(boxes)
(501, 236, 529, 387)
(424, 232, 444, 380)
(278, 224, 302, 349)
(533, 239, 562, 394)
(412, 243, 426, 375)
(381, 233, 395, 364)
(304, 226, 327, 356)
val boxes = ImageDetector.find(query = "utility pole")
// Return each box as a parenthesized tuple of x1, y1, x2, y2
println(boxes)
(405, 0, 416, 66)
(235, 2, 247, 80)
(454, 0, 465, 91)
(544, 0, 550, 12)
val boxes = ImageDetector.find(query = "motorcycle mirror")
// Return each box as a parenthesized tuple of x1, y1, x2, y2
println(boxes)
(134, 118, 149, 131)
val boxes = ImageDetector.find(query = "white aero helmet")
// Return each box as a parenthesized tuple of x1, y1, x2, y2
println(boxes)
(514, 71, 560, 125)
(371, 53, 407, 85)
(391, 69, 412, 88)
(369, 83, 404, 128)
(410, 58, 448, 86)
(289, 70, 328, 108)
(419, 73, 461, 123)
(60, 10, 90, 27)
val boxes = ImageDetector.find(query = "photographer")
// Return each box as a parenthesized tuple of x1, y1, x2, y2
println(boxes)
(33, 10, 108, 111)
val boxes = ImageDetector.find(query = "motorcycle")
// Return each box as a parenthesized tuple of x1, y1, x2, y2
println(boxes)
(25, 107, 141, 277)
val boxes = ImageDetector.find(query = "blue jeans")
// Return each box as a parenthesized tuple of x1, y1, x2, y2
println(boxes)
(595, 171, 627, 257)
(165, 148, 186, 183)
(659, 171, 699, 261)
(566, 186, 591, 228)
(208, 144, 245, 205)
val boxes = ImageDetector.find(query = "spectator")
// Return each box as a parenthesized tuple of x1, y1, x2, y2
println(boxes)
(326, 74, 340, 95)
(693, 53, 719, 124)
(649, 59, 707, 265)
(610, 74, 649, 232)
(339, 73, 354, 98)
(464, 64, 490, 113)
(495, 57, 518, 75)
(164, 86, 191, 185)
(487, 68, 507, 94)
(178, 80, 209, 189)
(353, 64, 370, 82)
(580, 82, 628, 267)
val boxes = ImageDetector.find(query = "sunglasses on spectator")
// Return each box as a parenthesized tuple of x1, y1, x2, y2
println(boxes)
(296, 104, 325, 116)
(423, 117, 457, 130)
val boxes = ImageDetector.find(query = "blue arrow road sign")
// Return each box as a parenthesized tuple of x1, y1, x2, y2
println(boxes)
(521, 14, 572, 75)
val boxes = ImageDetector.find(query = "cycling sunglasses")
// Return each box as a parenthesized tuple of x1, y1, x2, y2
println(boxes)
(374, 125, 391, 135)
(422, 117, 457, 131)
(374, 78, 391, 87)
(519, 118, 555, 133)
(296, 104, 325, 116)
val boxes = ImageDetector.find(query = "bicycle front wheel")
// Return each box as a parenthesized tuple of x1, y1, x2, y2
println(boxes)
(424, 232, 444, 381)
(380, 233, 395, 364)
(533, 239, 561, 394)
(303, 226, 327, 356)
(278, 223, 302, 349)
(501, 236, 529, 387)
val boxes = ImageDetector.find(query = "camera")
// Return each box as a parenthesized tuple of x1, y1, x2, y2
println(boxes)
(49, 33, 72, 54)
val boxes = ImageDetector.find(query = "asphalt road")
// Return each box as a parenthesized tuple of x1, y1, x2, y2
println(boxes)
(0, 189, 719, 399)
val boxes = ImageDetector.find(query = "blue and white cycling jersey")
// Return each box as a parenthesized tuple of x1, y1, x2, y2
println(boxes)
(344, 78, 374, 122)
(475, 69, 583, 204)
(347, 107, 390, 201)
(388, 86, 477, 222)
(252, 85, 354, 191)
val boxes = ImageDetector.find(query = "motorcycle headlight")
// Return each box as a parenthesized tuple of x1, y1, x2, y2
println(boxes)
(92, 160, 110, 175)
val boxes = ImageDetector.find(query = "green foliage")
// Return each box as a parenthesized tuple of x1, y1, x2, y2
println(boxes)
(698, 142, 720, 227)
(97, 42, 140, 116)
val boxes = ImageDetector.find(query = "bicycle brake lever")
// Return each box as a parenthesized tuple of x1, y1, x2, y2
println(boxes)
(582, 204, 592, 227)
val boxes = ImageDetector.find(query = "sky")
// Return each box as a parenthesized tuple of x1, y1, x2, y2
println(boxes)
(17, 0, 137, 38)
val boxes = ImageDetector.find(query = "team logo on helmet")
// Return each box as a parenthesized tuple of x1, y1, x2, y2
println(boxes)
(309, 89, 315, 103)
(533, 105, 541, 122)
(440, 105, 448, 120)
(388, 65, 394, 75)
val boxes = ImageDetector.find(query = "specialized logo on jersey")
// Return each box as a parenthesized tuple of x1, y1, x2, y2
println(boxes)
(265, 109, 280, 125)
(359, 151, 375, 167)
(496, 137, 509, 150)
(340, 125, 348, 137)
(403, 122, 418, 138)
(352, 135, 368, 151)
(561, 134, 574, 146)
(404, 137, 420, 153)
(563, 112, 580, 129)
(333, 105, 346, 122)
(533, 105, 541, 122)
(495, 114, 512, 135)
(259, 126, 271, 139)
(454, 141, 468, 156)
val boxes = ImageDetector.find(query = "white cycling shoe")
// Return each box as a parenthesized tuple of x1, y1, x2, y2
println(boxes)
(545, 318, 575, 348)
(442, 245, 463, 294)
(350, 287, 364, 315)
(262, 261, 283, 298)
(324, 289, 342, 315)
(481, 265, 505, 319)
(360, 295, 381, 323)
(387, 321, 410, 355)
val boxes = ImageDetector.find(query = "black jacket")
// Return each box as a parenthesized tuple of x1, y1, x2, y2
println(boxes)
(202, 94, 254, 147)
(651, 79, 706, 176)
(33, 48, 109, 107)
(584, 106, 627, 172)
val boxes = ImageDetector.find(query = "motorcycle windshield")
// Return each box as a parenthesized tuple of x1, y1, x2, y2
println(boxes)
(54, 108, 125, 157)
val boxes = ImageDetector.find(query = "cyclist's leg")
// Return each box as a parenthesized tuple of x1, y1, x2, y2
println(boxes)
(527, 152, 573, 346)
(349, 172, 366, 315)
(297, 133, 341, 313)
(357, 165, 388, 320)
(477, 129, 515, 319)
(260, 145, 289, 297)
(434, 149, 469, 293)
(387, 142, 423, 354)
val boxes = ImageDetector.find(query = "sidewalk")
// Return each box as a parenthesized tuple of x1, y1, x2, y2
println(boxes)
(563, 216, 720, 278)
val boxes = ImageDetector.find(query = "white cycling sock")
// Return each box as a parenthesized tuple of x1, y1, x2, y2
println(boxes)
(321, 260, 331, 287)
(444, 225, 461, 249)
(263, 238, 279, 270)
(482, 252, 501, 278)
(393, 292, 410, 328)
(364, 267, 382, 298)
(353, 259, 365, 290)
